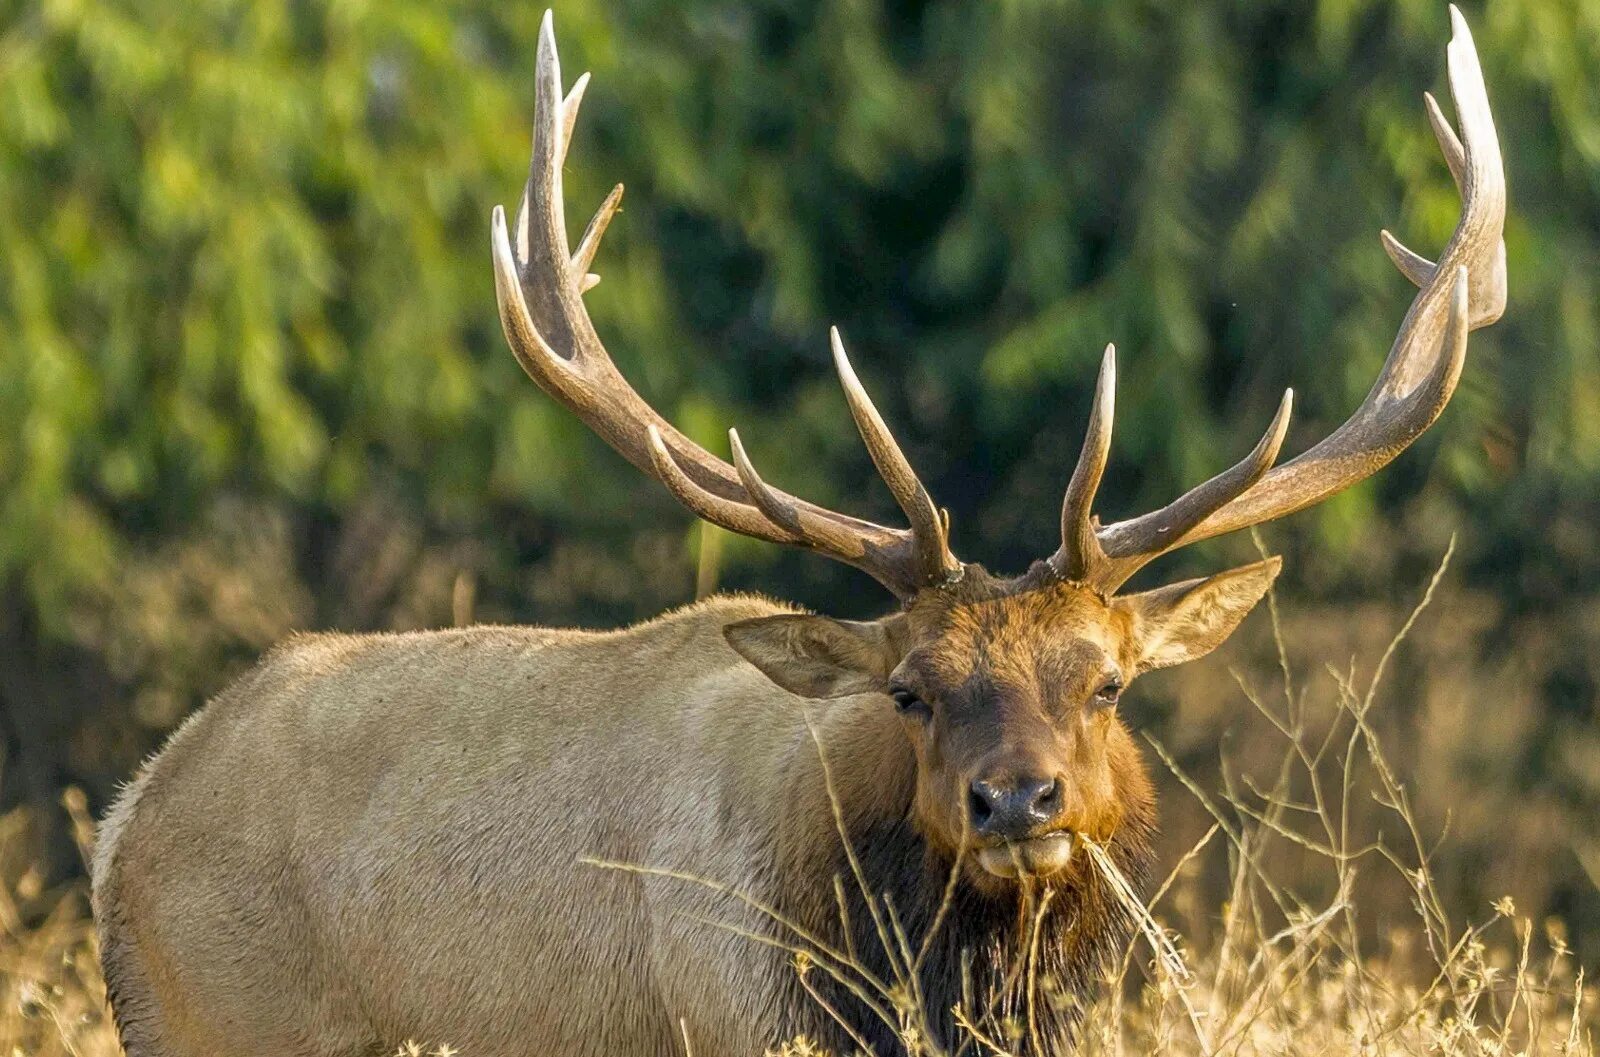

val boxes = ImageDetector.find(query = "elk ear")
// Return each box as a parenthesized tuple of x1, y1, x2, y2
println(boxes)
(1115, 557, 1282, 674)
(724, 614, 904, 699)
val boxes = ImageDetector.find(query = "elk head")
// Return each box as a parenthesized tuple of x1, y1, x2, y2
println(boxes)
(491, 10, 1505, 886)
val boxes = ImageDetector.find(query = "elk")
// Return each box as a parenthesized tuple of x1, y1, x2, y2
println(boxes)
(92, 9, 1505, 1057)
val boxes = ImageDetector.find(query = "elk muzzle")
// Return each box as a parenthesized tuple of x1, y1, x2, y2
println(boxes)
(969, 774, 1077, 879)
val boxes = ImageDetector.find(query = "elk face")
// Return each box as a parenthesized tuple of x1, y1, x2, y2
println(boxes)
(724, 557, 1279, 888)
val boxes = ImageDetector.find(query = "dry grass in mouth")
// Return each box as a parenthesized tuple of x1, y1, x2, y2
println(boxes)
(4, 542, 1597, 1055)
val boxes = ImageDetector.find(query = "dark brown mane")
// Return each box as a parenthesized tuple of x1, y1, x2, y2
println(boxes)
(775, 742, 1156, 1054)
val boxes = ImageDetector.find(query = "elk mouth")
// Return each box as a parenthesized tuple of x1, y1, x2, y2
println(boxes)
(975, 831, 1076, 879)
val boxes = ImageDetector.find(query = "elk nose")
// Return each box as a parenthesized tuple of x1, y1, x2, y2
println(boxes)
(968, 775, 1063, 840)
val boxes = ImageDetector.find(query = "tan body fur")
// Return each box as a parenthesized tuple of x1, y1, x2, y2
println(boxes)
(91, 596, 1056, 1056)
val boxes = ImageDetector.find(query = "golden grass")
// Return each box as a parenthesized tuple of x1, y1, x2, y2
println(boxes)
(0, 788, 119, 1056)
(2, 546, 1594, 1056)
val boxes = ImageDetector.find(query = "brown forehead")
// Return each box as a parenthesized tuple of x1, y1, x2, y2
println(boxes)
(906, 578, 1129, 687)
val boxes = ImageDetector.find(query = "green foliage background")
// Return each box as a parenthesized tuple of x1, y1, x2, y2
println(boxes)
(3, 0, 1600, 937)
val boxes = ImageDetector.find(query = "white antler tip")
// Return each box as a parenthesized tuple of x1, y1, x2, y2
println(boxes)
(1445, 7, 1484, 88)
(536, 10, 561, 86)
(829, 327, 855, 377)
(489, 205, 515, 270)
(1094, 344, 1116, 401)
(1248, 389, 1294, 469)
(1269, 389, 1294, 439)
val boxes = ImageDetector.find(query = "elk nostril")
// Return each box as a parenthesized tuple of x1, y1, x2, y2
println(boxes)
(1034, 777, 1063, 817)
(968, 782, 995, 828)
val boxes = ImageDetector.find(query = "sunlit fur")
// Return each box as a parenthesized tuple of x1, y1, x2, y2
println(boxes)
(893, 565, 1155, 894)
(89, 557, 1290, 1057)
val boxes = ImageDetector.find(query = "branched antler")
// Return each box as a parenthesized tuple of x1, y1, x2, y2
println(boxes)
(491, 13, 958, 599)
(1050, 5, 1505, 591)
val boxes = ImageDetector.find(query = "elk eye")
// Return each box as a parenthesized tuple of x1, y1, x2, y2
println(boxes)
(1093, 677, 1124, 707)
(890, 686, 929, 717)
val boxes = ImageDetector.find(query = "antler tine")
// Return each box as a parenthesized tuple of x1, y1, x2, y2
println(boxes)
(1442, 3, 1507, 326)
(726, 428, 909, 563)
(562, 72, 590, 168)
(491, 14, 964, 600)
(1050, 345, 1116, 582)
(572, 183, 624, 282)
(1380, 90, 1470, 288)
(1075, 7, 1504, 586)
(531, 14, 572, 265)
(728, 429, 805, 536)
(1424, 91, 1466, 190)
(1380, 229, 1435, 288)
(1089, 390, 1293, 590)
(644, 427, 800, 543)
(830, 329, 961, 584)
(1375, 7, 1507, 328)
(492, 206, 586, 400)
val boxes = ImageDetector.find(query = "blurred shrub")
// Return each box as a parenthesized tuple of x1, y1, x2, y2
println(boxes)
(1, 0, 1599, 928)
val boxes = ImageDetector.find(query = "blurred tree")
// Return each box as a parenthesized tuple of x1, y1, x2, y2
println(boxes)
(0, 0, 1598, 903)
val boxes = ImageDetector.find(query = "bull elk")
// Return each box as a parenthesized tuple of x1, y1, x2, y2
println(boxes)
(92, 9, 1505, 1056)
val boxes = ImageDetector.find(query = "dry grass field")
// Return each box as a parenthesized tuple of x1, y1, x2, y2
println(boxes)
(2, 553, 1595, 1057)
